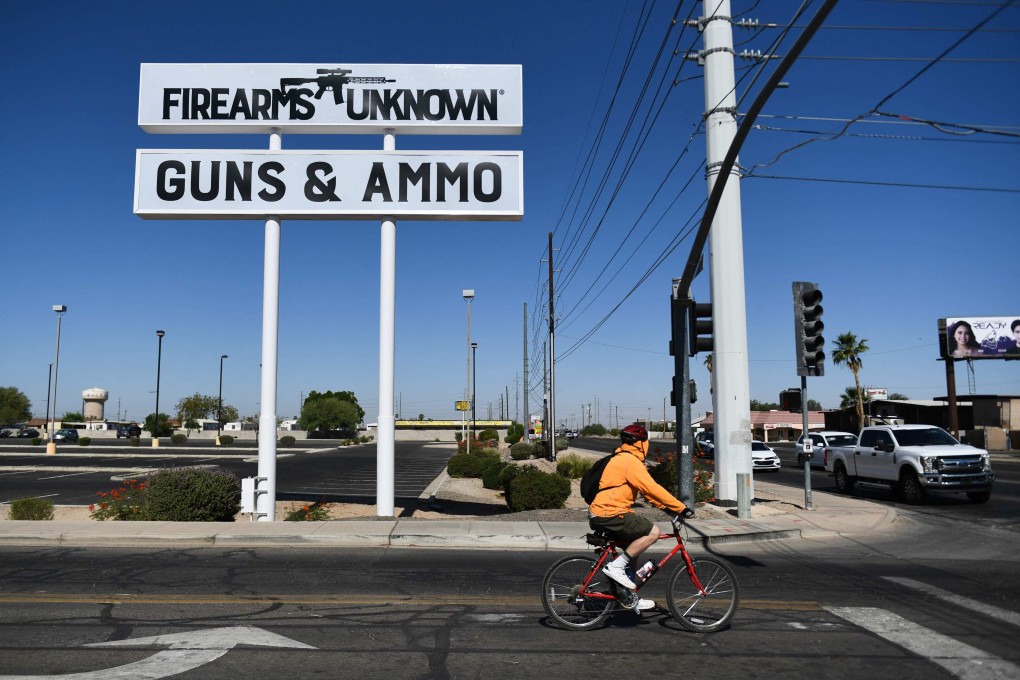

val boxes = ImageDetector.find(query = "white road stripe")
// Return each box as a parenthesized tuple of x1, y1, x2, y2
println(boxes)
(882, 577, 1020, 628)
(37, 472, 95, 480)
(825, 607, 1020, 680)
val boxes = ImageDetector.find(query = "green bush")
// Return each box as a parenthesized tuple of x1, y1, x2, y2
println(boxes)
(481, 459, 508, 490)
(648, 453, 715, 504)
(78, 437, 91, 446)
(477, 428, 498, 443)
(499, 463, 524, 491)
(505, 468, 571, 512)
(510, 441, 533, 460)
(9, 497, 54, 520)
(129, 436, 140, 447)
(279, 435, 296, 447)
(170, 433, 188, 445)
(505, 423, 524, 444)
(31, 437, 41, 446)
(581, 424, 607, 437)
(555, 436, 568, 452)
(447, 448, 499, 478)
(219, 435, 234, 445)
(532, 440, 550, 458)
(455, 431, 463, 442)
(556, 453, 593, 479)
(141, 467, 241, 521)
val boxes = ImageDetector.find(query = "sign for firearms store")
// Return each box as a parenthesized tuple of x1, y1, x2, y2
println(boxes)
(138, 63, 522, 135)
(134, 150, 523, 220)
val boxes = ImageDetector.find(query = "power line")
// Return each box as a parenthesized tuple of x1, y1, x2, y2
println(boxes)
(749, 173, 1020, 192)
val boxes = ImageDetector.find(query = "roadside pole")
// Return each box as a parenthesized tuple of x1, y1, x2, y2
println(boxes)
(377, 130, 397, 517)
(257, 129, 282, 521)
(800, 375, 813, 510)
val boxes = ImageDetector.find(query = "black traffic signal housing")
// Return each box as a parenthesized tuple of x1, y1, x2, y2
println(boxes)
(793, 281, 825, 376)
(689, 301, 713, 356)
(779, 388, 802, 411)
(670, 379, 698, 406)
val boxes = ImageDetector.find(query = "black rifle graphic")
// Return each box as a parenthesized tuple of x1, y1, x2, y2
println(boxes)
(280, 68, 395, 105)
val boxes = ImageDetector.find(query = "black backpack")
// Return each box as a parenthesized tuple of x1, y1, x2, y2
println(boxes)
(580, 453, 622, 504)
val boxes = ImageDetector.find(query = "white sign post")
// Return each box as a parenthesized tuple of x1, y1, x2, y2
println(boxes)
(136, 63, 521, 518)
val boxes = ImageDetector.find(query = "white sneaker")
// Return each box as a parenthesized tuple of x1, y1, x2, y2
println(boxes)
(637, 599, 656, 611)
(603, 563, 636, 590)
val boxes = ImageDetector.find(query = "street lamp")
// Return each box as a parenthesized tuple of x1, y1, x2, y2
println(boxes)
(471, 342, 478, 442)
(153, 330, 165, 448)
(217, 354, 228, 445)
(47, 305, 66, 455)
(44, 362, 52, 439)
(463, 289, 474, 455)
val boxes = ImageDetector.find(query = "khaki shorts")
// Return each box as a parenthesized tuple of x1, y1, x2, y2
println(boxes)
(589, 512, 653, 547)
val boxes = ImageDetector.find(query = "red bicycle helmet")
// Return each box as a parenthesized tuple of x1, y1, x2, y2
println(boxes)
(620, 423, 648, 445)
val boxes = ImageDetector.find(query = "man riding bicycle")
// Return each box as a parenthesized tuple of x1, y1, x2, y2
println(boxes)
(588, 423, 694, 610)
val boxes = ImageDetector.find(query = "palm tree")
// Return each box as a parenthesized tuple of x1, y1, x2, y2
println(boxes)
(704, 354, 713, 374)
(839, 386, 872, 411)
(831, 332, 869, 428)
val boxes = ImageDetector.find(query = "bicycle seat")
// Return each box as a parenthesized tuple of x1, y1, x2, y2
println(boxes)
(585, 532, 610, 547)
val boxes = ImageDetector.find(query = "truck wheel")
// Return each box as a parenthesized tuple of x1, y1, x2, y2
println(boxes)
(834, 462, 855, 494)
(899, 470, 927, 505)
(966, 491, 991, 504)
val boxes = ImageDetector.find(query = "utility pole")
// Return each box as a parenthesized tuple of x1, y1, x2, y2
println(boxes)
(547, 231, 557, 457)
(523, 303, 529, 433)
(700, 0, 752, 504)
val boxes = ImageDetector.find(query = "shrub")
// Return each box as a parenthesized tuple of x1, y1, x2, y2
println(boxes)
(284, 502, 330, 521)
(555, 453, 593, 479)
(648, 452, 715, 504)
(499, 463, 524, 491)
(581, 424, 607, 437)
(9, 497, 54, 520)
(170, 433, 188, 445)
(219, 434, 234, 445)
(358, 435, 374, 444)
(477, 428, 498, 442)
(455, 431, 463, 442)
(447, 448, 499, 478)
(505, 423, 524, 444)
(141, 467, 241, 521)
(31, 437, 41, 446)
(78, 437, 91, 446)
(555, 436, 568, 452)
(509, 441, 533, 460)
(505, 468, 571, 512)
(279, 435, 296, 447)
(532, 440, 550, 458)
(481, 459, 508, 490)
(90, 479, 147, 521)
(129, 436, 140, 447)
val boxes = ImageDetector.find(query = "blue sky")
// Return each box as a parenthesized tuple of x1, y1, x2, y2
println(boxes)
(2, 0, 1018, 428)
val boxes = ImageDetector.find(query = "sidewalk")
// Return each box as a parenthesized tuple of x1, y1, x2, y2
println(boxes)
(0, 476, 898, 550)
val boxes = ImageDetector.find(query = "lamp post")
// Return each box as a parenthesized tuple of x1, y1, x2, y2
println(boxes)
(217, 354, 228, 445)
(463, 289, 474, 455)
(44, 363, 52, 439)
(47, 305, 66, 454)
(153, 330, 165, 448)
(471, 342, 478, 443)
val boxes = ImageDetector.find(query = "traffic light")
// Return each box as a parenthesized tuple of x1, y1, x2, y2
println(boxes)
(793, 281, 824, 377)
(689, 300, 713, 356)
(779, 388, 802, 411)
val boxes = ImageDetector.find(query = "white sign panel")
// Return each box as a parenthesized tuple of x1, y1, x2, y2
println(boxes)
(138, 63, 522, 135)
(134, 149, 523, 220)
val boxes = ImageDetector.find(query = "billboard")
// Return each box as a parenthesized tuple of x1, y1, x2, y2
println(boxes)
(943, 317, 1020, 359)
(134, 149, 523, 220)
(138, 63, 523, 135)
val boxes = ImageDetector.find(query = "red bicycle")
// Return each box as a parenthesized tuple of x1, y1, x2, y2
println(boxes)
(541, 514, 739, 632)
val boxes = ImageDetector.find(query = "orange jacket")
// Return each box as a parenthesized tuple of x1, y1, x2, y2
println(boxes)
(588, 440, 687, 517)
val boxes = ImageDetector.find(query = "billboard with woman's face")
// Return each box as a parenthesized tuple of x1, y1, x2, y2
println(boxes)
(943, 317, 1020, 359)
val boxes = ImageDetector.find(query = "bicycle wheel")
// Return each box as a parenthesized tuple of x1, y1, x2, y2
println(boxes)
(666, 556, 739, 633)
(541, 554, 615, 631)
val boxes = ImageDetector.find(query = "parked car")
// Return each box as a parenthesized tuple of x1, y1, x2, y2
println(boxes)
(751, 440, 781, 472)
(53, 428, 80, 442)
(117, 425, 142, 438)
(696, 431, 714, 457)
(0, 427, 14, 438)
(16, 428, 40, 438)
(565, 430, 578, 439)
(796, 431, 857, 469)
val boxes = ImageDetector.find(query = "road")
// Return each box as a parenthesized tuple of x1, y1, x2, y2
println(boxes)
(575, 436, 1020, 528)
(1, 517, 1018, 679)
(0, 440, 456, 508)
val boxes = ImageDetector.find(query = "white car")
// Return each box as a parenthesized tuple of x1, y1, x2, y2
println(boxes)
(751, 440, 781, 472)
(796, 431, 857, 468)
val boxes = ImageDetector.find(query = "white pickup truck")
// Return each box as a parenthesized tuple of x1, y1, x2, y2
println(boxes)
(823, 424, 994, 505)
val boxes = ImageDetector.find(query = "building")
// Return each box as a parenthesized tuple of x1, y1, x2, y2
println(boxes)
(699, 410, 825, 442)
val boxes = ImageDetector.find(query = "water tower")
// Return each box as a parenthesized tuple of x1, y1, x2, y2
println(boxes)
(82, 388, 109, 422)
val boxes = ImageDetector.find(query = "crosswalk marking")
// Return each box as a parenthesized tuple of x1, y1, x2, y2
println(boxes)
(825, 607, 1020, 680)
(882, 577, 1020, 628)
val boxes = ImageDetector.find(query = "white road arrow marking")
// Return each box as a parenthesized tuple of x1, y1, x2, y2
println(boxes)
(0, 626, 315, 680)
